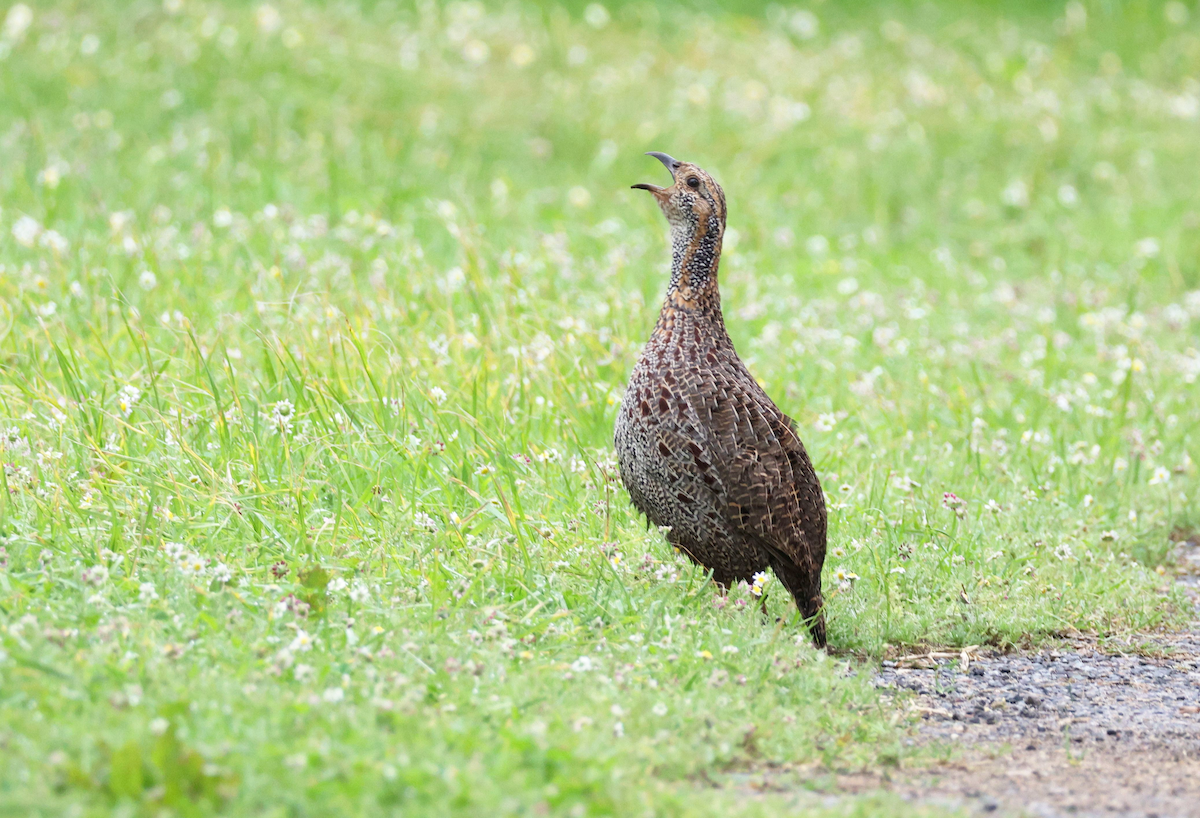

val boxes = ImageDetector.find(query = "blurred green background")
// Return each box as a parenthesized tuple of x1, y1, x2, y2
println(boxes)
(0, 0, 1198, 815)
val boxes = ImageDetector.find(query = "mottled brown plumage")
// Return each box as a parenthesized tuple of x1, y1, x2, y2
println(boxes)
(614, 152, 828, 646)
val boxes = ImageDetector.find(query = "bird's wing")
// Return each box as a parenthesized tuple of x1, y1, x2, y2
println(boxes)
(695, 366, 826, 570)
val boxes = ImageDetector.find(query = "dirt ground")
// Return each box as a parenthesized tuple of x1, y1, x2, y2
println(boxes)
(839, 745, 1200, 817)
(738, 533, 1200, 817)
(862, 532, 1200, 818)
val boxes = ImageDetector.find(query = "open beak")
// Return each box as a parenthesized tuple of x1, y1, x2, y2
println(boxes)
(631, 151, 681, 194)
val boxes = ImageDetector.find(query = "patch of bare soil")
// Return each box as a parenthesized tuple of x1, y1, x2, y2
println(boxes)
(738, 534, 1200, 817)
(829, 744, 1200, 818)
(862, 532, 1200, 817)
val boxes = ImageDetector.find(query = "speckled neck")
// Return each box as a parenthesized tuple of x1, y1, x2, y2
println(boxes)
(665, 211, 723, 311)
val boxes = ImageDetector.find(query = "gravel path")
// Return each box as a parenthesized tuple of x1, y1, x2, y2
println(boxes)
(876, 636, 1200, 754)
(860, 532, 1200, 817)
(731, 533, 1200, 816)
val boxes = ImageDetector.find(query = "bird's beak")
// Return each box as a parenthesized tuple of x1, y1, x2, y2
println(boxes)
(631, 151, 681, 194)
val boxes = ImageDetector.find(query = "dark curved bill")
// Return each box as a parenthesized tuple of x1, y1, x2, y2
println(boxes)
(646, 152, 681, 177)
(632, 151, 681, 192)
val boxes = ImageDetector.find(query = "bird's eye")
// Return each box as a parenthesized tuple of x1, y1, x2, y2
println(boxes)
(686, 176, 700, 188)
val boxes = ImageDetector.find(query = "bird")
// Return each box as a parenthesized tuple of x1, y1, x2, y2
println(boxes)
(614, 152, 828, 646)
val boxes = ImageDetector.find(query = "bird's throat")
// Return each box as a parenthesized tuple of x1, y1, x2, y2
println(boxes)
(666, 223, 723, 309)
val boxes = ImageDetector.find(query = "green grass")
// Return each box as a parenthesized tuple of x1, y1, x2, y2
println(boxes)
(1, 0, 1198, 814)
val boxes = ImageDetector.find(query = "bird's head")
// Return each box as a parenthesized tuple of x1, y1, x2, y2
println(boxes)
(632, 152, 726, 246)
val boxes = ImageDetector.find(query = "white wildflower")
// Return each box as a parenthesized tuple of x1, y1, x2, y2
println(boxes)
(272, 400, 294, 434)
(12, 215, 40, 247)
(1134, 237, 1160, 258)
(37, 226, 66, 251)
(1001, 179, 1030, 208)
(82, 564, 109, 585)
(178, 552, 206, 578)
(584, 3, 610, 28)
(255, 4, 283, 34)
(567, 186, 591, 208)
(117, 385, 141, 417)
(510, 43, 535, 67)
(348, 581, 370, 604)
(3, 4, 33, 42)
(789, 9, 819, 39)
(462, 39, 489, 64)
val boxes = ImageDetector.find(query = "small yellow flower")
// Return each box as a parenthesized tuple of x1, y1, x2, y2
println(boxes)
(833, 567, 859, 582)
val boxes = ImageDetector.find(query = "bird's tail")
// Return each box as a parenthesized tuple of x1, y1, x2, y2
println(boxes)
(770, 558, 826, 648)
(802, 594, 826, 648)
